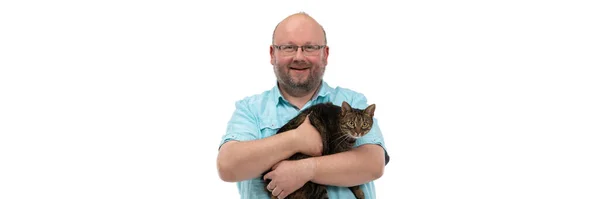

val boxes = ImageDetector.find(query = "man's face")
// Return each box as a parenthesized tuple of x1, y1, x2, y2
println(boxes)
(270, 18, 329, 92)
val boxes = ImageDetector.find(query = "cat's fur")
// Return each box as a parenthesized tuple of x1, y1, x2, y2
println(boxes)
(263, 101, 376, 199)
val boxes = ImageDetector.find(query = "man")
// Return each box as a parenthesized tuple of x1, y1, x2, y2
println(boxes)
(217, 12, 390, 199)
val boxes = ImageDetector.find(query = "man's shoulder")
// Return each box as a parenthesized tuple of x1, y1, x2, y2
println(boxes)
(233, 88, 275, 108)
(330, 85, 365, 98)
(326, 83, 369, 105)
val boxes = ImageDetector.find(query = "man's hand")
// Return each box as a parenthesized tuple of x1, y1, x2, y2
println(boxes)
(264, 159, 317, 199)
(293, 114, 323, 157)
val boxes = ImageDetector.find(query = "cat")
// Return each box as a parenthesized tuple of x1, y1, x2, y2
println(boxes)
(263, 101, 376, 199)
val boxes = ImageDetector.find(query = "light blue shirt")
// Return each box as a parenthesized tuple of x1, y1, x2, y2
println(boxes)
(219, 81, 389, 199)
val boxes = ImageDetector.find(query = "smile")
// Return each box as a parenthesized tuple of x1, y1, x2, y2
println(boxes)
(290, 68, 309, 71)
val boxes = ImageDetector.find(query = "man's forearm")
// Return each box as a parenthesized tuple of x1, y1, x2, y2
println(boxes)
(217, 132, 298, 182)
(309, 144, 386, 187)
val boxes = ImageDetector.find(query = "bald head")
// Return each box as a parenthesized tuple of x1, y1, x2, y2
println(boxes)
(272, 12, 327, 45)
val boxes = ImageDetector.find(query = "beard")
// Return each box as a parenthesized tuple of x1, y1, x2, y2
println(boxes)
(274, 60, 325, 95)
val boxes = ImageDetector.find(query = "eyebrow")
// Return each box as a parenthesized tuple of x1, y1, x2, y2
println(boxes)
(304, 42, 326, 45)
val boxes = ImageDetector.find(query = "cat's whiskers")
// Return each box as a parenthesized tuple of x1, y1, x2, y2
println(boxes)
(332, 132, 350, 143)
(333, 133, 354, 151)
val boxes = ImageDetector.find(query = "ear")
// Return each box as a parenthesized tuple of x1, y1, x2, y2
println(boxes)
(341, 101, 352, 115)
(364, 104, 376, 117)
(323, 45, 329, 65)
(270, 45, 276, 65)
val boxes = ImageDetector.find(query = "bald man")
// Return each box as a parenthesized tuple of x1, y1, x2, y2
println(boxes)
(217, 12, 389, 199)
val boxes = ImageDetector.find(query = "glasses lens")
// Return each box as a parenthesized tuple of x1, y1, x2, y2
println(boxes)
(280, 45, 296, 53)
(277, 45, 323, 56)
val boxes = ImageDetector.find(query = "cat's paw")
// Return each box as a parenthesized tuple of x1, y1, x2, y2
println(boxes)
(355, 191, 365, 199)
(350, 187, 365, 199)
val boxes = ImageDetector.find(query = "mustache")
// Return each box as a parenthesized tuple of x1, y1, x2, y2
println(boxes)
(288, 62, 312, 69)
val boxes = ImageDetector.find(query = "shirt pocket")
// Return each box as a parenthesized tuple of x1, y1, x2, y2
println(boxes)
(258, 120, 283, 139)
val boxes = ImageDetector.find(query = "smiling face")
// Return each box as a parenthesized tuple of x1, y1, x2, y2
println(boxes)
(270, 14, 329, 94)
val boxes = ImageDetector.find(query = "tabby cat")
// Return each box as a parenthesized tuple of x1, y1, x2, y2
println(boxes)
(263, 101, 376, 199)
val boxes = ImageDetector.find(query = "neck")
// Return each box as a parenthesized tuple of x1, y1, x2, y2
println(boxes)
(278, 81, 321, 109)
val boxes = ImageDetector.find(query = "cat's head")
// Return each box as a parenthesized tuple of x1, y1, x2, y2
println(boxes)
(339, 101, 376, 139)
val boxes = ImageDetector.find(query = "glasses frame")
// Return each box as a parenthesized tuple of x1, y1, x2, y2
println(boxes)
(273, 44, 327, 56)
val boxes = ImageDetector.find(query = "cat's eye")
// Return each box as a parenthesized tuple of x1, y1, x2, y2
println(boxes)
(362, 123, 368, 128)
(348, 121, 354, 126)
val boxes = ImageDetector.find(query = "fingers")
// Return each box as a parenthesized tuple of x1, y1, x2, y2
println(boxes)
(278, 191, 288, 199)
(272, 187, 283, 197)
(267, 181, 284, 198)
(263, 171, 273, 181)
(271, 161, 282, 170)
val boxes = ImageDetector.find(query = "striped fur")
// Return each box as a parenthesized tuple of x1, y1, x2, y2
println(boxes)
(263, 101, 376, 199)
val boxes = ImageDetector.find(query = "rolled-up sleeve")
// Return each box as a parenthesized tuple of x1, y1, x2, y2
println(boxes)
(351, 93, 390, 165)
(219, 99, 259, 149)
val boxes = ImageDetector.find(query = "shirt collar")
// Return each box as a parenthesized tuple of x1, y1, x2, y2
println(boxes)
(272, 81, 332, 106)
(313, 81, 332, 100)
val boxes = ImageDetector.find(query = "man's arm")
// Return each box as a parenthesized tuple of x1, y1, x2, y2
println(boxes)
(217, 132, 298, 182)
(217, 103, 322, 182)
(308, 144, 386, 187)
(305, 93, 389, 186)
(262, 94, 389, 198)
(261, 143, 386, 198)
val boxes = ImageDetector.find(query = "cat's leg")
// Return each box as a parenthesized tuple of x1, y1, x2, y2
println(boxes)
(277, 112, 309, 133)
(349, 185, 365, 199)
(307, 114, 327, 133)
(282, 181, 316, 199)
(315, 184, 329, 199)
(285, 191, 307, 199)
(288, 153, 311, 161)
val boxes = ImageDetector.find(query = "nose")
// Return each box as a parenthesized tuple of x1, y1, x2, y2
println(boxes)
(293, 47, 307, 61)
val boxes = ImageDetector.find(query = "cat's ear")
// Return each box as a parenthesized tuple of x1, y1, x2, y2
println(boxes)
(341, 101, 352, 115)
(365, 104, 376, 117)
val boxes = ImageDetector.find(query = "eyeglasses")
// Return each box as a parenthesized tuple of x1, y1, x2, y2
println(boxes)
(273, 44, 326, 56)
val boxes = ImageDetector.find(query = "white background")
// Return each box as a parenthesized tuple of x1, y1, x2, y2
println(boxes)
(1, 0, 599, 198)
